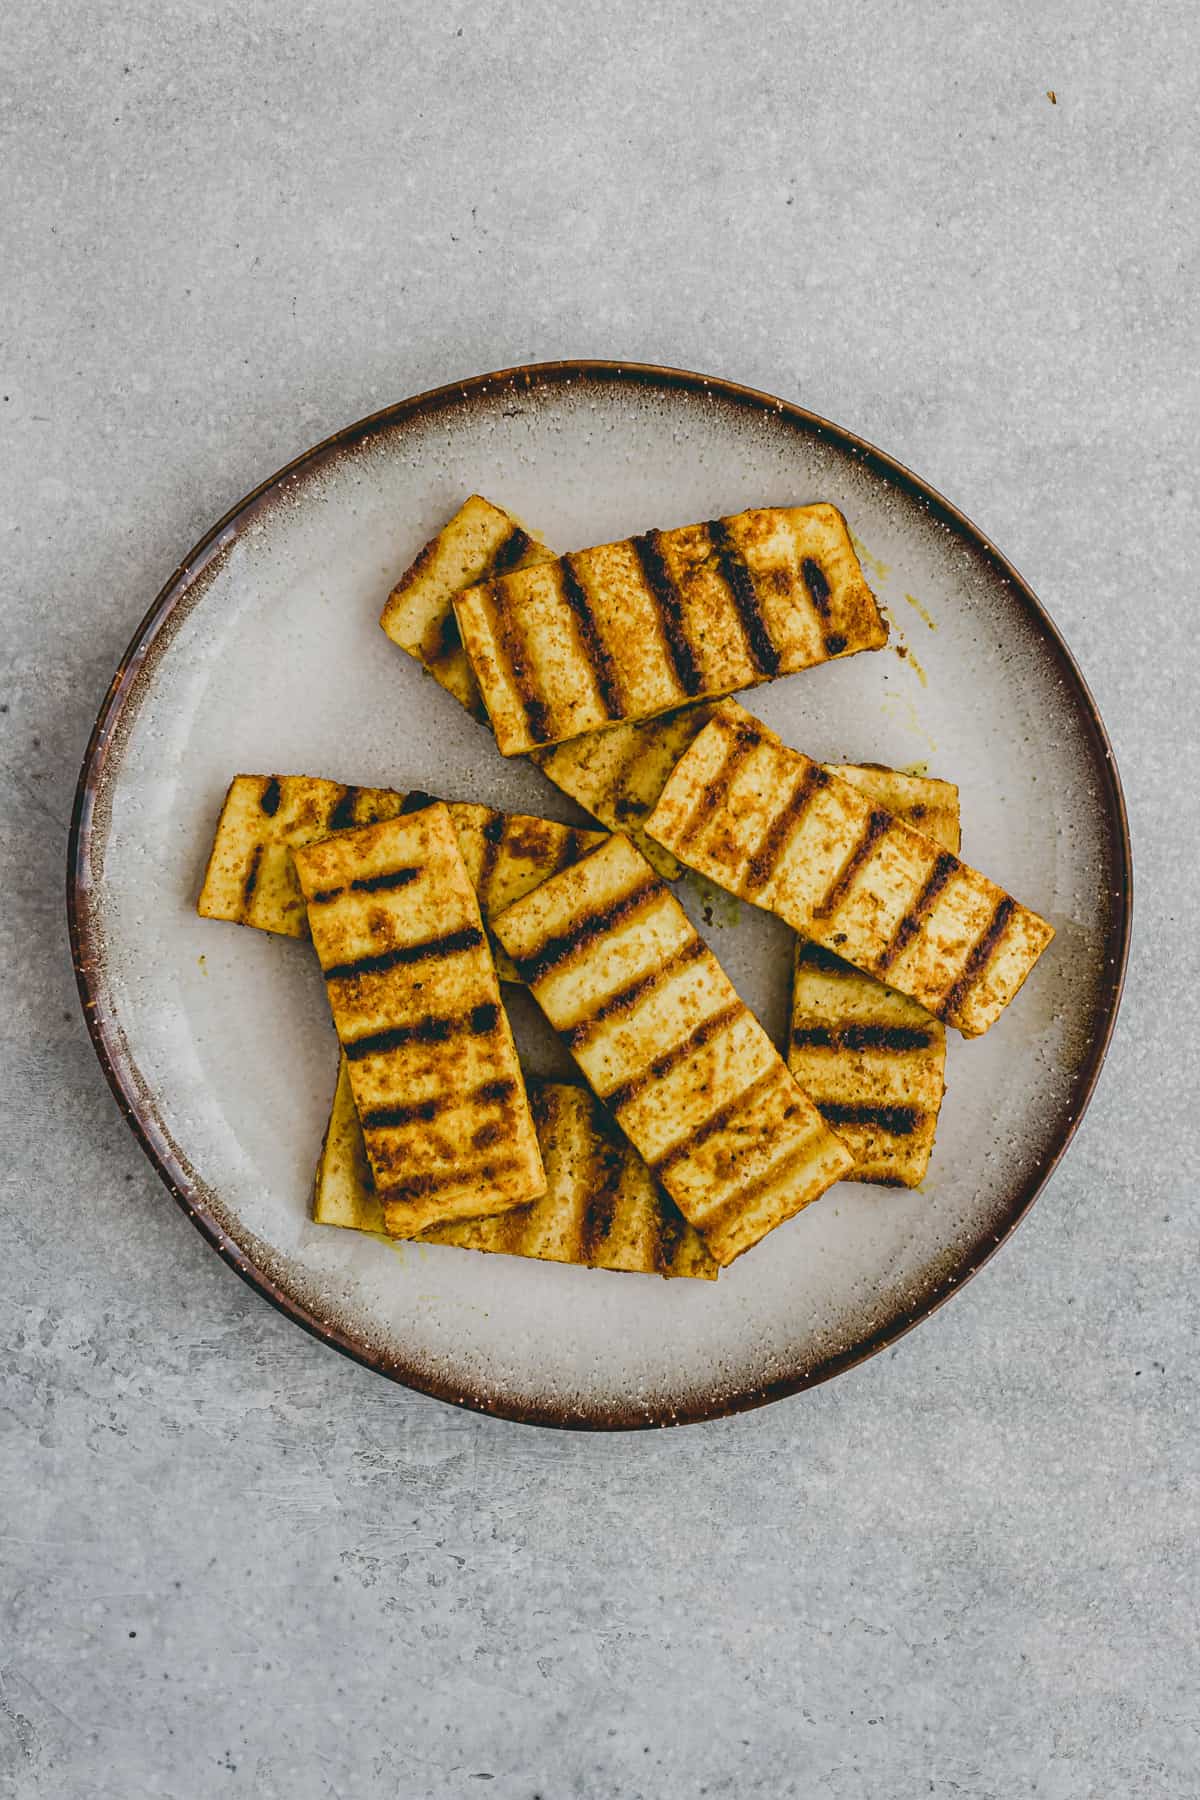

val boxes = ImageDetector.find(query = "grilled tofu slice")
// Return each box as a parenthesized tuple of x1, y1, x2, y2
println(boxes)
(789, 766, 961, 1185)
(646, 710, 1053, 1038)
(379, 494, 554, 718)
(452, 504, 888, 755)
(490, 834, 854, 1265)
(532, 704, 722, 879)
(315, 1060, 717, 1279)
(293, 805, 546, 1233)
(197, 777, 602, 970)
(197, 776, 408, 936)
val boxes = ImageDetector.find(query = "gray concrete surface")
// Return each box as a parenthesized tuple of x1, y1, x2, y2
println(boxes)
(3, 2, 1197, 1794)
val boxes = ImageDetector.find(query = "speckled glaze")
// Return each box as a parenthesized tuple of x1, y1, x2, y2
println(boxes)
(68, 362, 1130, 1429)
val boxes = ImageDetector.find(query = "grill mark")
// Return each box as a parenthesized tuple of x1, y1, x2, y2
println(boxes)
(630, 530, 704, 696)
(674, 720, 763, 851)
(580, 1135, 623, 1257)
(818, 1101, 922, 1136)
(875, 851, 960, 974)
(603, 1001, 744, 1115)
(490, 524, 533, 575)
(259, 777, 282, 817)
(429, 606, 463, 664)
(795, 940, 852, 975)
(650, 1064, 781, 1176)
(344, 1002, 500, 1061)
(813, 809, 892, 919)
(484, 579, 554, 744)
(707, 518, 780, 676)
(790, 1023, 935, 1053)
(552, 826, 594, 876)
(704, 1127, 834, 1227)
(744, 762, 829, 894)
(559, 555, 623, 719)
(399, 789, 438, 816)
(513, 878, 661, 986)
(475, 811, 505, 913)
(240, 843, 264, 914)
(328, 785, 362, 833)
(476, 1077, 517, 1105)
(937, 896, 1016, 1022)
(322, 924, 485, 983)
(311, 865, 422, 906)
(363, 1074, 518, 1135)
(561, 936, 706, 1050)
(378, 1156, 524, 1198)
(471, 1120, 505, 1150)
(824, 633, 848, 656)
(802, 557, 832, 618)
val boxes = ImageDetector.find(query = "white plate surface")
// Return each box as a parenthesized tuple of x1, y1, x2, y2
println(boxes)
(72, 365, 1128, 1427)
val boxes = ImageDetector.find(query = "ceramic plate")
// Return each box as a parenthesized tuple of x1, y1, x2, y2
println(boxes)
(69, 362, 1130, 1429)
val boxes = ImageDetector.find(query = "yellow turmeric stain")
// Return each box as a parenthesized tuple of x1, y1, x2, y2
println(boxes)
(901, 760, 931, 778)
(882, 691, 938, 754)
(903, 592, 937, 631)
(850, 532, 891, 584)
(905, 648, 928, 688)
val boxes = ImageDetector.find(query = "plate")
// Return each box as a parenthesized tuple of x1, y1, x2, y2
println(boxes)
(68, 362, 1130, 1429)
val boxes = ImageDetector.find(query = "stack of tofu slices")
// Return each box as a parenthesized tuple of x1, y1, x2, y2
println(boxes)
(199, 496, 1054, 1279)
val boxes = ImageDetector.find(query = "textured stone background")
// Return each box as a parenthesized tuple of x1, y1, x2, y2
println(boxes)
(3, 2, 1197, 1795)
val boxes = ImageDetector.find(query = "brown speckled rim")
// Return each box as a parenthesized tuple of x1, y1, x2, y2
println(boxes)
(67, 360, 1132, 1431)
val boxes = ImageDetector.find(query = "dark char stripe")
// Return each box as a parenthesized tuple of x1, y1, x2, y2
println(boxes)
(562, 936, 706, 1050)
(791, 1022, 934, 1053)
(378, 1156, 524, 1198)
(490, 525, 533, 574)
(399, 789, 438, 816)
(259, 777, 282, 817)
(345, 1002, 500, 1061)
(559, 555, 623, 719)
(580, 1135, 623, 1258)
(875, 851, 960, 974)
(475, 810, 506, 910)
(603, 1001, 743, 1115)
(745, 762, 829, 893)
(323, 924, 484, 983)
(813, 809, 892, 919)
(240, 842, 264, 913)
(485, 579, 554, 744)
(707, 518, 780, 676)
(513, 879, 660, 986)
(362, 1075, 517, 1135)
(675, 719, 763, 851)
(650, 1065, 781, 1175)
(801, 558, 831, 617)
(629, 530, 705, 697)
(795, 940, 852, 975)
(937, 896, 1016, 1022)
(818, 1101, 922, 1136)
(311, 865, 421, 906)
(328, 785, 362, 833)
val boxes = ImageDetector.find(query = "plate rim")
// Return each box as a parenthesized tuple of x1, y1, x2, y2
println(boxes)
(66, 358, 1133, 1431)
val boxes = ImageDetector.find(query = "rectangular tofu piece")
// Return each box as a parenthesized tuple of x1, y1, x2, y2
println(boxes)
(452, 504, 888, 754)
(197, 775, 408, 936)
(790, 765, 961, 1186)
(646, 709, 1054, 1038)
(197, 777, 602, 971)
(315, 1060, 717, 1280)
(292, 804, 545, 1233)
(379, 494, 554, 719)
(532, 703, 721, 879)
(490, 834, 854, 1266)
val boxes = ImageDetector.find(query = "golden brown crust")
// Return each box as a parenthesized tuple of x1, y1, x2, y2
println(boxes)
(293, 805, 545, 1231)
(314, 1063, 717, 1280)
(490, 834, 854, 1265)
(453, 504, 888, 755)
(646, 711, 1053, 1038)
